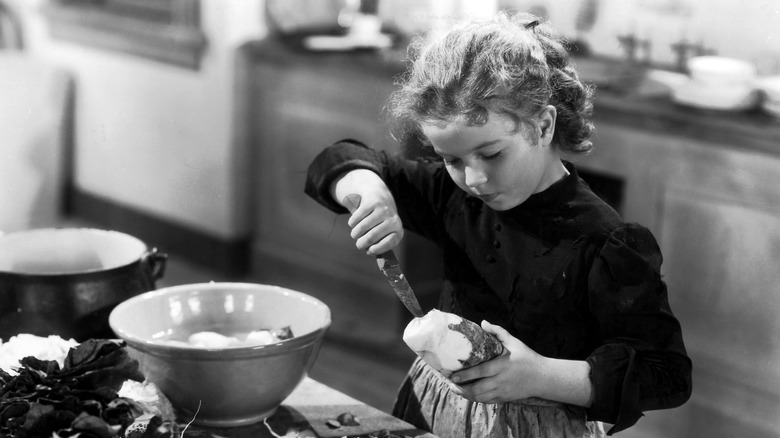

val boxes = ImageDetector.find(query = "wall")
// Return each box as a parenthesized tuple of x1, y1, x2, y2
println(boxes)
(4, 0, 267, 241)
(0, 53, 71, 233)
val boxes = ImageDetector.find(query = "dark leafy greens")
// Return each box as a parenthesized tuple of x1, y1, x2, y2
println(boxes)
(0, 339, 146, 438)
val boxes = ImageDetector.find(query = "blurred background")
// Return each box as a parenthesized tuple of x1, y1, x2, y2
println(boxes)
(1, 1, 779, 437)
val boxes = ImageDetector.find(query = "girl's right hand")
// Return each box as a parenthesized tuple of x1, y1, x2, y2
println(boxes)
(333, 169, 404, 256)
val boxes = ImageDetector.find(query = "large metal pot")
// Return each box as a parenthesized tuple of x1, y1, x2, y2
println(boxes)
(0, 228, 166, 341)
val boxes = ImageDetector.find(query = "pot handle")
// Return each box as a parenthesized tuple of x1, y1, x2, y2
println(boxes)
(144, 247, 168, 281)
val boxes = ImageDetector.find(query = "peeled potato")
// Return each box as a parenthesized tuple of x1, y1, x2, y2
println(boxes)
(403, 309, 504, 377)
(187, 331, 239, 348)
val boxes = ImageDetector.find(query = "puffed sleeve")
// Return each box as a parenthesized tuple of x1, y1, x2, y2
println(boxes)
(304, 139, 385, 214)
(304, 139, 454, 244)
(585, 223, 692, 435)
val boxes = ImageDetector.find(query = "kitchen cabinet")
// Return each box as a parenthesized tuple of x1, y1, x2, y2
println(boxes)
(240, 39, 440, 349)
(573, 121, 780, 438)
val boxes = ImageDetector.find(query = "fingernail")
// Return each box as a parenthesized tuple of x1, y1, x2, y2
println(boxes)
(451, 375, 460, 383)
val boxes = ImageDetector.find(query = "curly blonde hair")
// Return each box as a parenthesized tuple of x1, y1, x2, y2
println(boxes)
(387, 11, 594, 155)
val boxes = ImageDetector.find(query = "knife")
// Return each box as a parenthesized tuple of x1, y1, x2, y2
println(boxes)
(342, 194, 425, 318)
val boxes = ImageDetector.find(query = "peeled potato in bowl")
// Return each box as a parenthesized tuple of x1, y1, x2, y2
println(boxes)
(109, 282, 331, 427)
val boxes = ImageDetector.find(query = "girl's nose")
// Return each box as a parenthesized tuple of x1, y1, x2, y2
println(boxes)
(464, 165, 488, 188)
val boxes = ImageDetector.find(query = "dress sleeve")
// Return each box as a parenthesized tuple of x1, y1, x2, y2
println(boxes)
(304, 139, 453, 243)
(585, 223, 692, 435)
(304, 139, 385, 213)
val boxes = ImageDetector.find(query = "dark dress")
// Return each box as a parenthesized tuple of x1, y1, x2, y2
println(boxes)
(305, 140, 692, 437)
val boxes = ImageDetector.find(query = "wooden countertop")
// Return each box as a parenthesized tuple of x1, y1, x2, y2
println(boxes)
(241, 36, 780, 158)
(183, 377, 437, 437)
(591, 85, 780, 157)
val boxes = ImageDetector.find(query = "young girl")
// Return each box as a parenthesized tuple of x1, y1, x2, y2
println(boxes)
(305, 12, 691, 438)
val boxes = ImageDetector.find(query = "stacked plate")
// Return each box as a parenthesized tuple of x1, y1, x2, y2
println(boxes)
(673, 56, 759, 111)
(755, 76, 780, 118)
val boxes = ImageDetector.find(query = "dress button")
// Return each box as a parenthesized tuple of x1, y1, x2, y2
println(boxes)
(486, 255, 496, 263)
(493, 240, 501, 249)
(495, 223, 502, 231)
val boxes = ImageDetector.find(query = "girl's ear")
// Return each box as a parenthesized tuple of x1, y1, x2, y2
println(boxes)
(538, 105, 557, 146)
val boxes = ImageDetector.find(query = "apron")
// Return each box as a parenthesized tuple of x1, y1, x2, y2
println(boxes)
(393, 357, 606, 438)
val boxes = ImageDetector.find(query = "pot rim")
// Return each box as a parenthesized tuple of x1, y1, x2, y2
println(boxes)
(0, 227, 150, 276)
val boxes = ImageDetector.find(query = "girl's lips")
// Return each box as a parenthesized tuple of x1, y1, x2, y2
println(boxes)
(477, 193, 498, 202)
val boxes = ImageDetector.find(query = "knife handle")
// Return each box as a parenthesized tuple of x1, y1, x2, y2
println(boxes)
(375, 249, 399, 268)
(342, 195, 423, 317)
(342, 193, 362, 214)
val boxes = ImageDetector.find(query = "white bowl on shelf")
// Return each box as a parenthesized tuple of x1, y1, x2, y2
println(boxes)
(673, 80, 759, 111)
(687, 56, 757, 86)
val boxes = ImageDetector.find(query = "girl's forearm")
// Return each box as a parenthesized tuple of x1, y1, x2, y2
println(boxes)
(535, 358, 594, 408)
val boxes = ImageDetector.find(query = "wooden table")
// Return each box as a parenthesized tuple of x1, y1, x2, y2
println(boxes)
(184, 377, 438, 437)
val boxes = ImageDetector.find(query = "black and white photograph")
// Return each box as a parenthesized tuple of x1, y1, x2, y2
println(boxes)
(1, 1, 779, 437)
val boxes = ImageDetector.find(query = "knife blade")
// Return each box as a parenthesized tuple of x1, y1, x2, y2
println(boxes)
(342, 194, 425, 317)
(375, 250, 424, 317)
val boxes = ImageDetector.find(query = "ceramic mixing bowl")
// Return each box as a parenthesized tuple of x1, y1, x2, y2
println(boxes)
(109, 282, 331, 427)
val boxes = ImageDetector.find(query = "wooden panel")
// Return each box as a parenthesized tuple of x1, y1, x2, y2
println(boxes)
(254, 65, 397, 257)
(248, 59, 423, 347)
(574, 120, 780, 438)
(656, 186, 780, 438)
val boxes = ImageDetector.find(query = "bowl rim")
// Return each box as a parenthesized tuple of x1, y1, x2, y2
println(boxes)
(108, 282, 331, 358)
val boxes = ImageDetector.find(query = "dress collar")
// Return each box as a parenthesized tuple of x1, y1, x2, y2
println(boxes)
(510, 161, 578, 212)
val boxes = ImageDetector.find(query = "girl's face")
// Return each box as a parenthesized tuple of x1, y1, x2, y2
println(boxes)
(422, 109, 567, 211)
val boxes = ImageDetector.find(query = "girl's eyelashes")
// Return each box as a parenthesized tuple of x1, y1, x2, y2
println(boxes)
(483, 151, 502, 160)
(438, 151, 500, 165)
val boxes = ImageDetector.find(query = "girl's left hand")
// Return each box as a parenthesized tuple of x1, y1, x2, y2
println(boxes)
(448, 321, 548, 404)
